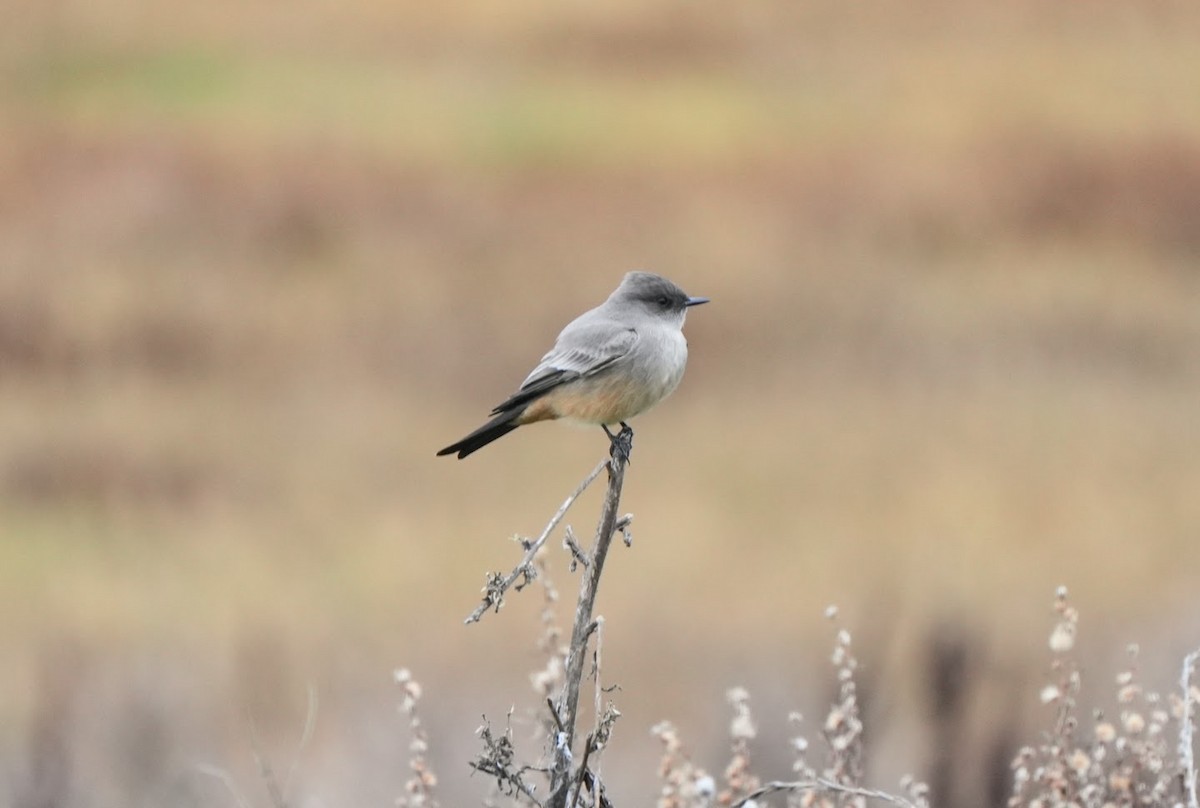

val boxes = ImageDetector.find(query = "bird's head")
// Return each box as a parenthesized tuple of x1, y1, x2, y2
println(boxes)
(610, 271, 709, 325)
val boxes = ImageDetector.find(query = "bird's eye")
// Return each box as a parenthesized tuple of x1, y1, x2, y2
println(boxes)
(656, 296, 671, 308)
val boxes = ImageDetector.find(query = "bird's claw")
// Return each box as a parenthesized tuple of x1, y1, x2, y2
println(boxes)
(603, 423, 634, 466)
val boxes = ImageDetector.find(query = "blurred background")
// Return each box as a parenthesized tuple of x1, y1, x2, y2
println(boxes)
(3, 0, 1200, 806)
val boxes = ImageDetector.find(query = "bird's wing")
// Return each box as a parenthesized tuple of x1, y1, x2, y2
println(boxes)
(490, 321, 638, 415)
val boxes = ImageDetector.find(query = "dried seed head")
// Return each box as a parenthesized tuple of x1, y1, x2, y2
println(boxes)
(1117, 684, 1140, 704)
(1049, 622, 1076, 652)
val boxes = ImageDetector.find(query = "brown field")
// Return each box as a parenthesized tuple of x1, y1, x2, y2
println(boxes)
(3, 1, 1200, 806)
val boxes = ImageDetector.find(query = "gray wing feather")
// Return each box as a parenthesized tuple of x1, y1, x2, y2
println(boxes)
(522, 319, 638, 385)
(490, 320, 638, 414)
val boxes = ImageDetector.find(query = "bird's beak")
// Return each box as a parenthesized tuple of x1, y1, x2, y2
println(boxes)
(684, 296, 710, 307)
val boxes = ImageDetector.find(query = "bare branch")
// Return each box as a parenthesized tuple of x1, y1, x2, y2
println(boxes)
(592, 617, 605, 738)
(547, 698, 565, 734)
(568, 738, 594, 808)
(614, 514, 634, 547)
(465, 459, 609, 624)
(471, 714, 544, 807)
(563, 526, 588, 570)
(732, 778, 923, 808)
(547, 453, 629, 808)
(1182, 648, 1200, 808)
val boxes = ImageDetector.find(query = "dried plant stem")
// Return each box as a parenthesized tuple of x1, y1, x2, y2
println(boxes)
(547, 453, 628, 808)
(732, 778, 923, 808)
(194, 687, 318, 808)
(193, 764, 254, 808)
(465, 459, 609, 625)
(1183, 648, 1200, 808)
(284, 685, 318, 799)
(248, 716, 288, 808)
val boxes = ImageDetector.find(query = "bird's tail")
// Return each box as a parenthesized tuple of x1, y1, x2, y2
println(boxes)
(436, 410, 521, 459)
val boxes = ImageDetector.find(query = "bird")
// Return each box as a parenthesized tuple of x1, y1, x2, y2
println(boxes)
(437, 271, 708, 460)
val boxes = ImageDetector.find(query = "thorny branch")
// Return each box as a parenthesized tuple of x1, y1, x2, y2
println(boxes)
(465, 459, 609, 624)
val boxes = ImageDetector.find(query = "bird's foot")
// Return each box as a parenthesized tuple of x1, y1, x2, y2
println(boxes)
(603, 423, 634, 466)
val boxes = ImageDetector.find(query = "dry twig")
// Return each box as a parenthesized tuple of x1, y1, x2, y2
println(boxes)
(547, 452, 630, 808)
(732, 778, 924, 808)
(1183, 648, 1200, 808)
(465, 460, 609, 624)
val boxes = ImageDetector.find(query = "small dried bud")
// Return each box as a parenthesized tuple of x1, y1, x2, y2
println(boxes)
(1121, 711, 1145, 734)
(1049, 622, 1075, 652)
(731, 712, 756, 741)
(906, 780, 930, 800)
(1094, 722, 1116, 743)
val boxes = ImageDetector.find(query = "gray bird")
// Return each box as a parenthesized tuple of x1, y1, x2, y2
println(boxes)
(437, 271, 708, 459)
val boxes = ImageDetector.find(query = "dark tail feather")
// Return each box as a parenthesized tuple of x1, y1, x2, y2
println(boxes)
(437, 411, 521, 459)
